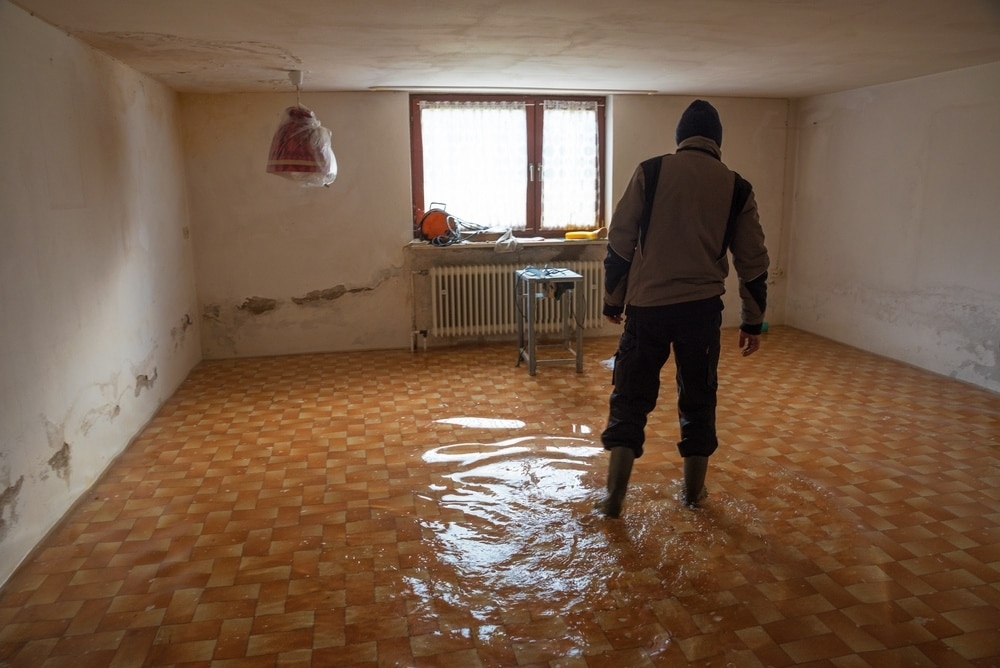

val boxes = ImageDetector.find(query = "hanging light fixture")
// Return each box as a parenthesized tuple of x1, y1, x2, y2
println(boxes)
(266, 70, 338, 187)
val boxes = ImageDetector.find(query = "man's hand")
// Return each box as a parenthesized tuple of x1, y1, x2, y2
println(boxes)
(605, 314, 623, 325)
(739, 331, 760, 356)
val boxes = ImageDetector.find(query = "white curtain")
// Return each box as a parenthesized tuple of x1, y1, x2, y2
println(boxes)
(541, 100, 599, 230)
(420, 100, 527, 230)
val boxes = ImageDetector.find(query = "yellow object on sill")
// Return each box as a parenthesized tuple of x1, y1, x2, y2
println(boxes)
(564, 228, 606, 240)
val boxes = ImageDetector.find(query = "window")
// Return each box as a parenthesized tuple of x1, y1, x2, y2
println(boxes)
(410, 94, 605, 237)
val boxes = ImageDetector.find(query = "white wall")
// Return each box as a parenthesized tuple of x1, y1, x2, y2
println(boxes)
(0, 1, 200, 584)
(786, 63, 1000, 392)
(180, 92, 416, 358)
(9, 0, 993, 588)
(609, 96, 790, 328)
(184, 93, 791, 359)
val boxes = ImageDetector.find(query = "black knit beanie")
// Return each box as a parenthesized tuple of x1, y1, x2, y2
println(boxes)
(675, 99, 723, 146)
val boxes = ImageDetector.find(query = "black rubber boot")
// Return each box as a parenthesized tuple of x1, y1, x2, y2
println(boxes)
(597, 447, 635, 518)
(683, 455, 709, 507)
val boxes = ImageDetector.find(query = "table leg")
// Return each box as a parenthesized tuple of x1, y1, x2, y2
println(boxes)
(526, 283, 537, 375)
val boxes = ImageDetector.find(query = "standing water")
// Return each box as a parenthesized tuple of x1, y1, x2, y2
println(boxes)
(405, 434, 867, 663)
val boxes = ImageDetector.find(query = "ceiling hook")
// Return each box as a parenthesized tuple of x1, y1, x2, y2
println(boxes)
(289, 70, 304, 105)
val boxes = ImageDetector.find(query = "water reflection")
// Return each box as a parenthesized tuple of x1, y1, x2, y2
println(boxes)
(433, 416, 527, 429)
(411, 437, 867, 660)
(421, 437, 610, 614)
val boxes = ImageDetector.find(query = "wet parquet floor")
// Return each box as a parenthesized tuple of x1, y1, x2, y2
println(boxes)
(0, 326, 998, 667)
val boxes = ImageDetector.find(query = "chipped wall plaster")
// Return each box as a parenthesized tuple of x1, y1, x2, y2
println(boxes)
(183, 91, 791, 358)
(200, 267, 407, 358)
(180, 91, 416, 358)
(0, 3, 200, 585)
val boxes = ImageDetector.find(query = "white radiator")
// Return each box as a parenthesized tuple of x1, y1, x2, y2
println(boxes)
(429, 261, 603, 337)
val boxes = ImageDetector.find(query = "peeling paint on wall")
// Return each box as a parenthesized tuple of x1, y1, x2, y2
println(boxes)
(239, 297, 279, 315)
(135, 368, 158, 397)
(48, 443, 71, 482)
(292, 285, 376, 305)
(0, 476, 25, 542)
(293, 286, 347, 304)
(201, 268, 407, 357)
(291, 268, 400, 306)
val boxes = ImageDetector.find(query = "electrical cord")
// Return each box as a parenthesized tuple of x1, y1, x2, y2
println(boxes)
(429, 213, 490, 246)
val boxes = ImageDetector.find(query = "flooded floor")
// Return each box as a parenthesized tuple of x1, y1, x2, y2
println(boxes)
(0, 326, 998, 666)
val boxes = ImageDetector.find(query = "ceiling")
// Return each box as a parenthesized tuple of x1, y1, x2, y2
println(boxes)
(12, 0, 1000, 98)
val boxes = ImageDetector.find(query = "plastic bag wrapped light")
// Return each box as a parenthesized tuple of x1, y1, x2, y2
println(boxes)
(266, 70, 338, 187)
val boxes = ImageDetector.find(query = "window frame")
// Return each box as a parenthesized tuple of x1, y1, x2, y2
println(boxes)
(409, 93, 606, 239)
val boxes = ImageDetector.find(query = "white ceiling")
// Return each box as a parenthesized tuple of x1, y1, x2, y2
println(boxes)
(12, 0, 1000, 97)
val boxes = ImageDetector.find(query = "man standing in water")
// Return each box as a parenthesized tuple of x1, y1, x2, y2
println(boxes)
(597, 100, 769, 518)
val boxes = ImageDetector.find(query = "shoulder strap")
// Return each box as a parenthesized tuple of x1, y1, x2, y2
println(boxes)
(638, 155, 665, 251)
(719, 172, 752, 261)
(638, 158, 751, 260)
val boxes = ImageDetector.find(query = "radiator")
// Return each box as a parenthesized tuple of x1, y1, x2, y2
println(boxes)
(428, 261, 603, 337)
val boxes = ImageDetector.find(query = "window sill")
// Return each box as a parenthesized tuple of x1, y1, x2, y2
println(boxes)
(407, 237, 606, 250)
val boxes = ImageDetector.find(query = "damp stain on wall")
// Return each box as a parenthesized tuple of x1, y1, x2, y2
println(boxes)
(291, 268, 401, 306)
(0, 476, 25, 542)
(231, 270, 400, 315)
(48, 443, 71, 482)
(74, 31, 301, 93)
(201, 269, 404, 356)
(201, 303, 238, 356)
(135, 367, 158, 397)
(291, 285, 374, 305)
(80, 402, 121, 436)
(239, 297, 279, 315)
(171, 313, 194, 348)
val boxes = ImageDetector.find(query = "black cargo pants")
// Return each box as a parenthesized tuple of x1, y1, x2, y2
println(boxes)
(601, 297, 723, 459)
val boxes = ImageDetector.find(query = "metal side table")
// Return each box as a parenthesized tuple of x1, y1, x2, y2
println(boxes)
(515, 267, 585, 375)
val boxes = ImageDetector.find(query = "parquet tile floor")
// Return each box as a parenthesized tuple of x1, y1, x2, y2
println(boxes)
(0, 326, 998, 667)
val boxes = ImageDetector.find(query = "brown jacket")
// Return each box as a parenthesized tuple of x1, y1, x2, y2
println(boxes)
(604, 136, 770, 331)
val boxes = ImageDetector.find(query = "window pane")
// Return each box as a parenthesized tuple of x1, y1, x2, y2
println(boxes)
(541, 101, 598, 230)
(421, 101, 527, 230)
